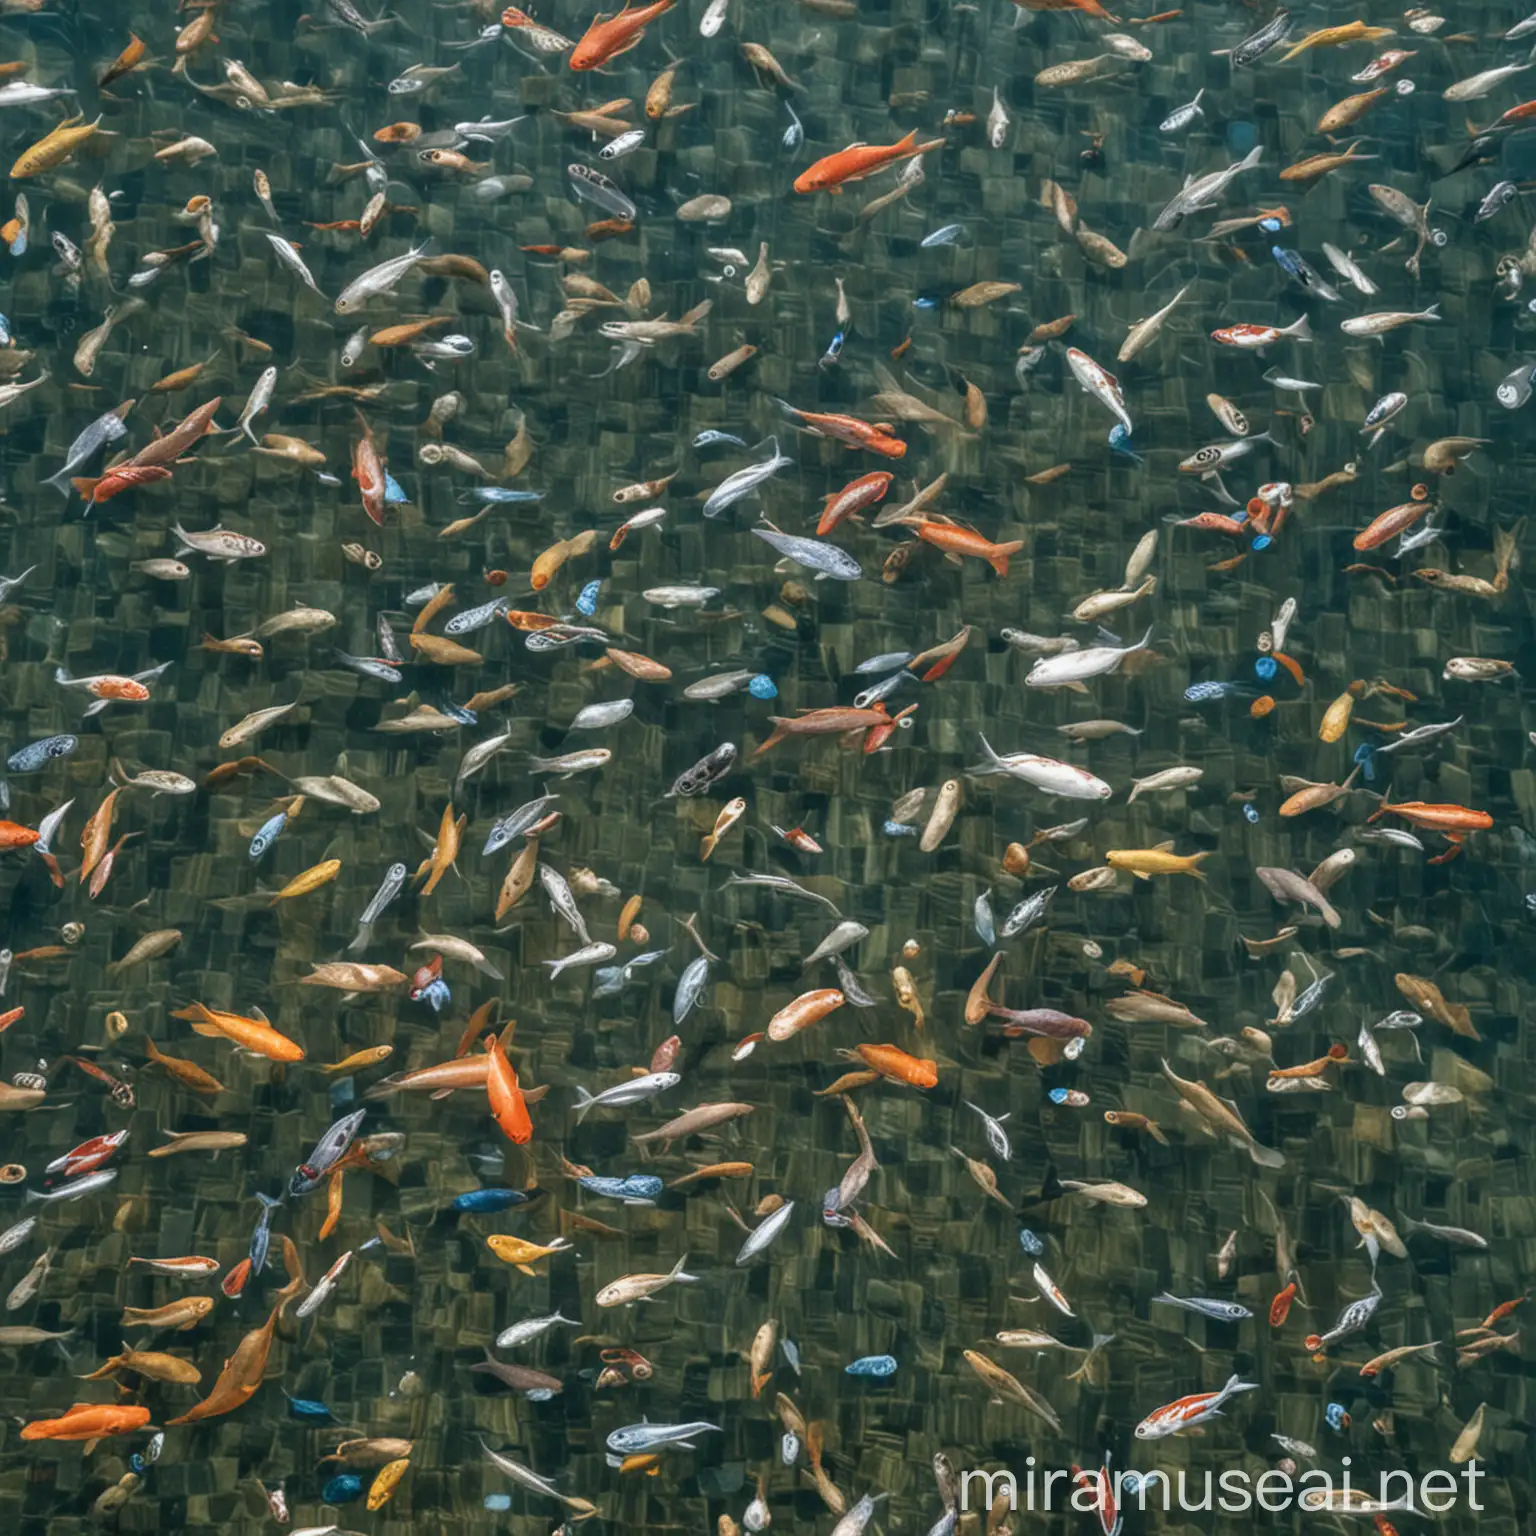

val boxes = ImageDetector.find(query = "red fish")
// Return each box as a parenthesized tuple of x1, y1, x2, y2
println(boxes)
(569, 0, 675, 70)
(352, 414, 386, 526)
(72, 464, 174, 504)
(46, 1129, 129, 1177)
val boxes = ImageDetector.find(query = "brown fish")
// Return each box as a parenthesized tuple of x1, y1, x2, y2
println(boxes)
(121, 1296, 215, 1332)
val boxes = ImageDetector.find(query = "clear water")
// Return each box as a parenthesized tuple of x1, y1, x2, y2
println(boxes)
(0, 0, 1531, 1530)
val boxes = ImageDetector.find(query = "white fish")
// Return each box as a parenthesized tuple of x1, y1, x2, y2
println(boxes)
(703, 438, 793, 518)
(1321, 242, 1378, 296)
(334, 239, 432, 313)
(543, 941, 617, 979)
(1340, 304, 1441, 336)
(568, 699, 634, 730)
(700, 0, 728, 35)
(1127, 766, 1203, 801)
(1159, 87, 1205, 133)
(572, 1071, 682, 1119)
(1025, 626, 1153, 690)
(969, 733, 1111, 799)
(236, 366, 278, 443)
(1066, 346, 1133, 434)
(265, 234, 324, 297)
(1118, 282, 1191, 363)
(1151, 144, 1261, 230)
(737, 1201, 795, 1265)
(497, 1310, 577, 1349)
(987, 88, 1009, 148)
(174, 523, 266, 562)
(1443, 62, 1531, 101)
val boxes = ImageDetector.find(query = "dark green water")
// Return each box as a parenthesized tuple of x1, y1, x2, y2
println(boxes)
(0, 0, 1532, 1531)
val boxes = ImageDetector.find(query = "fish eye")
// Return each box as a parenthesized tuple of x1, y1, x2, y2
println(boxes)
(1430, 228, 1449, 246)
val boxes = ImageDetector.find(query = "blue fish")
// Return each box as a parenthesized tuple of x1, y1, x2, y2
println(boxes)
(1108, 424, 1144, 464)
(322, 1474, 364, 1504)
(1242, 803, 1261, 824)
(464, 487, 544, 504)
(249, 1192, 282, 1276)
(578, 1173, 663, 1204)
(845, 1354, 898, 1377)
(818, 330, 845, 369)
(1251, 534, 1274, 552)
(283, 1390, 337, 1422)
(6, 735, 77, 772)
(383, 471, 409, 504)
(1184, 680, 1258, 703)
(484, 1494, 512, 1512)
(1353, 742, 1379, 784)
(1326, 1402, 1350, 1431)
(748, 674, 777, 700)
(1018, 1228, 1045, 1256)
(249, 810, 287, 861)
(419, 977, 451, 1012)
(576, 580, 601, 617)
(0, 314, 10, 346)
(883, 820, 918, 838)
(452, 1188, 532, 1213)
(1255, 656, 1278, 682)
(782, 1339, 801, 1375)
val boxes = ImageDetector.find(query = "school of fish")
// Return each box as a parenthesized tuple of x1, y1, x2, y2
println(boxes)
(0, 0, 1529, 1529)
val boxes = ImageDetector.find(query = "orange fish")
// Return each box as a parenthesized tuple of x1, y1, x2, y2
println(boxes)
(0, 821, 40, 851)
(485, 1033, 533, 1144)
(1269, 1280, 1297, 1326)
(171, 1002, 305, 1063)
(907, 518, 1024, 577)
(794, 128, 945, 193)
(1366, 800, 1492, 832)
(1009, 0, 1117, 16)
(780, 402, 906, 457)
(847, 1043, 938, 1088)
(22, 1402, 151, 1442)
(569, 0, 676, 70)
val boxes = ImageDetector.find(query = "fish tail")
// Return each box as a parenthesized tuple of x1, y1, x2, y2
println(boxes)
(1247, 1139, 1286, 1170)
(752, 720, 789, 757)
(571, 1086, 596, 1121)
(669, 1252, 699, 1283)
(988, 539, 1024, 577)
(1146, 1118, 1170, 1145)
(1184, 850, 1211, 880)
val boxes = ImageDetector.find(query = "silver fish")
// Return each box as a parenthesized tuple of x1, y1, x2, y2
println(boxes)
(751, 522, 862, 580)
(703, 439, 794, 518)
(539, 864, 590, 945)
(348, 863, 408, 952)
(483, 795, 560, 855)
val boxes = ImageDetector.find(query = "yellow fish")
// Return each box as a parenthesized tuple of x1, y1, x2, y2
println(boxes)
(322, 1044, 394, 1074)
(270, 858, 342, 905)
(367, 1458, 411, 1511)
(485, 1234, 573, 1277)
(1279, 20, 1393, 62)
(11, 114, 108, 179)
(1103, 842, 1210, 880)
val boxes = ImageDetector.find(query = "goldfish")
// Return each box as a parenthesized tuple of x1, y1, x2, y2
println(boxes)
(21, 1402, 151, 1443)
(1103, 844, 1210, 880)
(794, 128, 945, 193)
